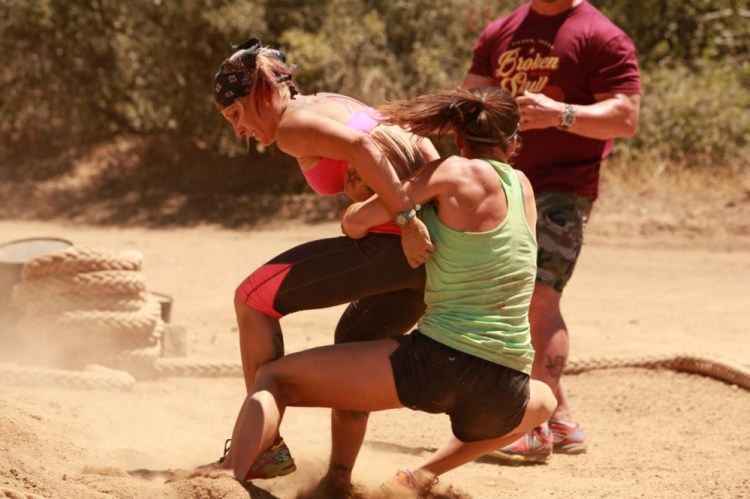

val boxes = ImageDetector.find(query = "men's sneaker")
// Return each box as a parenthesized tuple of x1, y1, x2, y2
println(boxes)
(549, 418, 587, 455)
(489, 423, 552, 463)
(214, 436, 297, 480)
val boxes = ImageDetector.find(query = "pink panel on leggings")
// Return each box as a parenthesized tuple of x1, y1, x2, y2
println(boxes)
(235, 263, 292, 319)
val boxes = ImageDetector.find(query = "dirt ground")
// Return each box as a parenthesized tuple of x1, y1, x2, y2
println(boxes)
(0, 175, 749, 498)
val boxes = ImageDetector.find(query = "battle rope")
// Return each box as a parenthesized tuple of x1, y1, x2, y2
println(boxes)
(2, 353, 747, 392)
(1, 246, 748, 391)
(565, 353, 750, 389)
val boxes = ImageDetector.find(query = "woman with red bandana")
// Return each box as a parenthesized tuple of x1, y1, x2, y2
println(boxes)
(211, 38, 439, 483)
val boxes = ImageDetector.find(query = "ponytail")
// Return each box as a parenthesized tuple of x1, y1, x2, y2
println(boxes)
(378, 88, 520, 154)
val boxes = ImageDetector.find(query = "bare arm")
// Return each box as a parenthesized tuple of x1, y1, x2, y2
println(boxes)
(344, 158, 538, 236)
(277, 110, 416, 217)
(342, 158, 451, 238)
(278, 109, 435, 268)
(461, 72, 640, 140)
(515, 91, 640, 140)
(415, 135, 440, 163)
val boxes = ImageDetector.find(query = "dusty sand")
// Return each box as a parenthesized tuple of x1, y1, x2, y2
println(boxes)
(1, 191, 749, 498)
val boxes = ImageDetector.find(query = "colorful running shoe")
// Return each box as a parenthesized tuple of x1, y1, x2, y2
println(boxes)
(214, 436, 297, 480)
(549, 418, 588, 454)
(489, 423, 552, 463)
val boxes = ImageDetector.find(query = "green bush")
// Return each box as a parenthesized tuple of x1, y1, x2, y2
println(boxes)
(1, 0, 748, 183)
(611, 59, 750, 174)
(0, 0, 266, 157)
(594, 0, 750, 70)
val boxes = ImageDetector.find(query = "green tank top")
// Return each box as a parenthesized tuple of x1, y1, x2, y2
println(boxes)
(417, 159, 537, 374)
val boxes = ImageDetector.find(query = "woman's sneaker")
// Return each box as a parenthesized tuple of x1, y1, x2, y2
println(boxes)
(489, 423, 553, 463)
(549, 419, 587, 454)
(245, 436, 297, 479)
(214, 436, 297, 480)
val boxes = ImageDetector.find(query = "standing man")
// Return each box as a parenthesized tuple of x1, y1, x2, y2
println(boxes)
(461, 0, 641, 463)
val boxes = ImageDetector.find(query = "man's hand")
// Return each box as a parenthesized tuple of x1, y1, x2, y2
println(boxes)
(516, 90, 564, 130)
(400, 217, 434, 268)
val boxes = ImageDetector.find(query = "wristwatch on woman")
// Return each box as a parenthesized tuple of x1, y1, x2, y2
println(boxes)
(558, 103, 576, 131)
(395, 205, 421, 226)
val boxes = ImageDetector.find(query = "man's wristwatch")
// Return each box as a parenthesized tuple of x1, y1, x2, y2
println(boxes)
(558, 103, 576, 131)
(395, 205, 421, 226)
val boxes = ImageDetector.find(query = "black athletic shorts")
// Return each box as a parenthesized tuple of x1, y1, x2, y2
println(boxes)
(389, 330, 530, 442)
(237, 233, 426, 344)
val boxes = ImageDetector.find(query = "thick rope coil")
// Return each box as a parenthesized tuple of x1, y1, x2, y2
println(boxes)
(16, 299, 161, 342)
(565, 354, 750, 390)
(151, 316, 166, 340)
(12, 270, 146, 303)
(19, 291, 149, 315)
(8, 328, 159, 372)
(20, 246, 143, 279)
(16, 317, 159, 348)
(54, 295, 161, 336)
(96, 339, 164, 378)
(5, 246, 165, 380)
(0, 362, 135, 390)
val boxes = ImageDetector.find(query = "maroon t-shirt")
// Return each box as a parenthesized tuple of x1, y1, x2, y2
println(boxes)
(468, 0, 641, 199)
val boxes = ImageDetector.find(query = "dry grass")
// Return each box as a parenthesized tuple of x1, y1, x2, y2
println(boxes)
(590, 162, 750, 250)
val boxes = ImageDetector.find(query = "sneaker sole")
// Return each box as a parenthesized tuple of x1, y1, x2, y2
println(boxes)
(553, 442, 587, 455)
(487, 449, 551, 463)
(245, 461, 297, 480)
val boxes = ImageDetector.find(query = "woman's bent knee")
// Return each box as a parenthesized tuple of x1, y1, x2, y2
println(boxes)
(252, 364, 284, 398)
(235, 264, 292, 320)
(529, 380, 557, 421)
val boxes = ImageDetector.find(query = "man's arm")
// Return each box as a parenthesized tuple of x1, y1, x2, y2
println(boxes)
(461, 74, 640, 141)
(515, 91, 640, 140)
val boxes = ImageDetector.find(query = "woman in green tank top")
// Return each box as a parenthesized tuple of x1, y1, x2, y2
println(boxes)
(194, 87, 557, 496)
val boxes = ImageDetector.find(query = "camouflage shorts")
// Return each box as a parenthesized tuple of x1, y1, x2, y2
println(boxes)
(535, 192, 594, 292)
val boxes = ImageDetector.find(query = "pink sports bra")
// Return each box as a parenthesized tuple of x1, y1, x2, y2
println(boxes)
(302, 93, 382, 196)
(301, 93, 400, 236)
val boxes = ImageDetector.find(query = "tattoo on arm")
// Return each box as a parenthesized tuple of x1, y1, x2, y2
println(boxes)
(345, 166, 361, 190)
(546, 355, 566, 379)
(344, 166, 375, 201)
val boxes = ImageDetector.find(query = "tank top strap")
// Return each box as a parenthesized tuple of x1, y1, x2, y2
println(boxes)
(483, 159, 524, 212)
